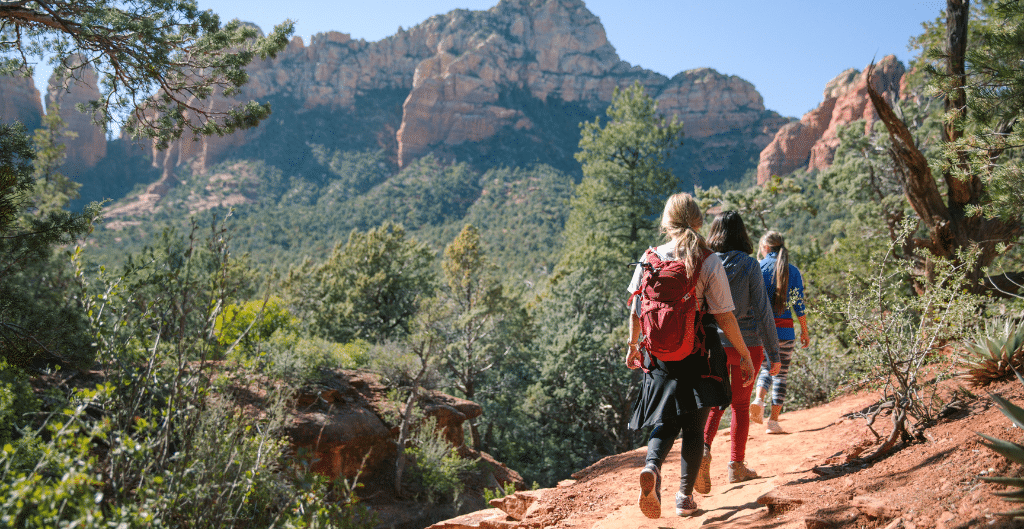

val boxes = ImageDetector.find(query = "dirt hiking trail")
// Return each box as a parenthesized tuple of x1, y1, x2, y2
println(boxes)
(435, 378, 1024, 529)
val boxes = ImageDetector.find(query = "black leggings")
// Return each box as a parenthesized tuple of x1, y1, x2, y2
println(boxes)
(645, 407, 711, 496)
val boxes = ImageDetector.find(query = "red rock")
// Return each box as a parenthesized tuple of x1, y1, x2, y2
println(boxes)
(46, 57, 107, 176)
(758, 55, 905, 184)
(0, 72, 43, 130)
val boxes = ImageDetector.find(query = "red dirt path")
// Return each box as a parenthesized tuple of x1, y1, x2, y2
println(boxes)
(475, 377, 1024, 529)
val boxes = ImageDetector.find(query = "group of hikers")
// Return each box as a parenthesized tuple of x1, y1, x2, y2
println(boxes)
(625, 192, 811, 518)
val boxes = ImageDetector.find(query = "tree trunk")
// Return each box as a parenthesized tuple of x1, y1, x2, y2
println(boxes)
(394, 385, 421, 497)
(863, 1, 1023, 293)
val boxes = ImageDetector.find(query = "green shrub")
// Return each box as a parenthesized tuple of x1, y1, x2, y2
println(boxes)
(366, 340, 440, 389)
(215, 295, 301, 358)
(0, 360, 39, 445)
(405, 417, 478, 504)
(483, 481, 517, 504)
(262, 332, 370, 381)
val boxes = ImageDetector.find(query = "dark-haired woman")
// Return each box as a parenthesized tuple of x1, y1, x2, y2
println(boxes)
(751, 230, 810, 434)
(625, 193, 755, 518)
(695, 212, 781, 493)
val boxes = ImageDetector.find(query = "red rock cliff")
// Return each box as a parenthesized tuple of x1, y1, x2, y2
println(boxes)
(149, 0, 784, 176)
(756, 55, 905, 184)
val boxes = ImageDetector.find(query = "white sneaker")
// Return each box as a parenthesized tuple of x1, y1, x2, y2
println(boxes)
(765, 419, 785, 434)
(749, 399, 764, 425)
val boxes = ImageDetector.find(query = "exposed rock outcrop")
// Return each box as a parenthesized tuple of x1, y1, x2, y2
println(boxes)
(757, 55, 905, 184)
(284, 369, 521, 496)
(0, 73, 43, 129)
(148, 0, 785, 181)
(46, 60, 108, 175)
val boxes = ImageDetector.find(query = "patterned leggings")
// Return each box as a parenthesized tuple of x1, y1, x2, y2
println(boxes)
(756, 339, 794, 406)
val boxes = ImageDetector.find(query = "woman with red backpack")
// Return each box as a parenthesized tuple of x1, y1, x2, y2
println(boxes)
(624, 193, 755, 518)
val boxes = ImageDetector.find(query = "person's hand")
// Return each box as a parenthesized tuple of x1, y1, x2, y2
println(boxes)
(739, 355, 755, 387)
(626, 343, 642, 370)
(769, 361, 781, 376)
(800, 329, 810, 348)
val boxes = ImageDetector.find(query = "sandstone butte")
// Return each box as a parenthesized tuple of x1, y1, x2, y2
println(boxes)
(0, 2, 916, 206)
(2, 0, 779, 190)
(0, 1, 909, 201)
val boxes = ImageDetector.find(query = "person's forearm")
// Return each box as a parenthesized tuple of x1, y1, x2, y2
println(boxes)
(798, 314, 809, 335)
(629, 313, 641, 344)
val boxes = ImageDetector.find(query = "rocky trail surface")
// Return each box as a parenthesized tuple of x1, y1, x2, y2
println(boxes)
(432, 377, 1024, 529)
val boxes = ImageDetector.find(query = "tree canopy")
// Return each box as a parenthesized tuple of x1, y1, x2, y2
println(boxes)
(0, 0, 293, 146)
(572, 81, 684, 261)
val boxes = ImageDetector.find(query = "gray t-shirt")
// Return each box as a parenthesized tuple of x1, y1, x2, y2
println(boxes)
(627, 242, 735, 315)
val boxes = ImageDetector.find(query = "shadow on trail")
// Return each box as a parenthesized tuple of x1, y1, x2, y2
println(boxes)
(703, 500, 764, 523)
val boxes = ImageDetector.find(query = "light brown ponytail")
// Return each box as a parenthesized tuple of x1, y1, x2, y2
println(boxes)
(760, 230, 789, 315)
(660, 193, 709, 277)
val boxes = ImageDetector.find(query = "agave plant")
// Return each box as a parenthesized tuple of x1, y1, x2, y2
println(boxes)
(961, 318, 1024, 386)
(978, 370, 1024, 519)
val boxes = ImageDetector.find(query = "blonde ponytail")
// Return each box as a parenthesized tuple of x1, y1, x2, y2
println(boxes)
(660, 193, 709, 277)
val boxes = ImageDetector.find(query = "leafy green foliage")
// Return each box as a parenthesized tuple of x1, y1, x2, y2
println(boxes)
(215, 295, 300, 356)
(483, 480, 517, 504)
(527, 236, 639, 483)
(696, 174, 817, 242)
(0, 359, 38, 445)
(283, 222, 436, 344)
(263, 333, 370, 381)
(0, 121, 98, 370)
(405, 416, 479, 504)
(439, 224, 529, 403)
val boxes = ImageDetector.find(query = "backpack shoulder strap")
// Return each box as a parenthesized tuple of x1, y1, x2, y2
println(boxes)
(626, 247, 657, 309)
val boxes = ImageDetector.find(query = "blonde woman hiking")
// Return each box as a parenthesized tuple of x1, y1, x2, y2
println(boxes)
(625, 193, 754, 518)
(750, 231, 810, 434)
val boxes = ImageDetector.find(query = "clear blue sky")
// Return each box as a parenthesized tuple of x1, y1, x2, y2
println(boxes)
(34, 0, 946, 119)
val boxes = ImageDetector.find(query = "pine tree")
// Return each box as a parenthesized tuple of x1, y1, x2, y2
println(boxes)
(572, 80, 684, 261)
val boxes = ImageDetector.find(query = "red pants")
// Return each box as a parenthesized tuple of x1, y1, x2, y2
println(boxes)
(703, 346, 764, 462)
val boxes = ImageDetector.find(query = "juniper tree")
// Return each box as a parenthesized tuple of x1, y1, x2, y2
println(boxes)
(868, 0, 1024, 295)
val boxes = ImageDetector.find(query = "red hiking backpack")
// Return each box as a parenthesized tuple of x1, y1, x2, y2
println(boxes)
(628, 248, 710, 365)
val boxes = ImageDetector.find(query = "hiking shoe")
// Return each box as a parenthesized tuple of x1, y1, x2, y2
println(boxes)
(765, 419, 785, 434)
(694, 445, 712, 494)
(638, 463, 661, 518)
(749, 399, 764, 425)
(675, 491, 698, 516)
(728, 461, 760, 483)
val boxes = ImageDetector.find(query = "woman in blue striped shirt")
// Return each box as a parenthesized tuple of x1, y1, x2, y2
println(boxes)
(751, 231, 810, 434)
